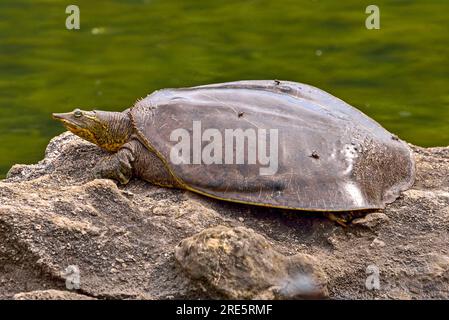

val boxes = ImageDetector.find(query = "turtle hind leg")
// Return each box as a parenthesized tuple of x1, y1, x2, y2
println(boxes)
(326, 213, 349, 227)
(325, 210, 373, 227)
(325, 211, 369, 227)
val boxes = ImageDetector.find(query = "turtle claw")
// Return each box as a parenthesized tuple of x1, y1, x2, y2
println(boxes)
(116, 171, 131, 185)
(326, 213, 350, 227)
(93, 152, 133, 185)
(325, 211, 370, 227)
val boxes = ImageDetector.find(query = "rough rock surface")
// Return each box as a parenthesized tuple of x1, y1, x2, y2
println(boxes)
(175, 225, 328, 299)
(0, 132, 448, 299)
(13, 289, 96, 300)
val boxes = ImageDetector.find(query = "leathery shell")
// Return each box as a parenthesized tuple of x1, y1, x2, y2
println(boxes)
(131, 80, 415, 211)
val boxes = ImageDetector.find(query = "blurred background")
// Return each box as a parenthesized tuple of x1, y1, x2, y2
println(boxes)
(0, 0, 448, 178)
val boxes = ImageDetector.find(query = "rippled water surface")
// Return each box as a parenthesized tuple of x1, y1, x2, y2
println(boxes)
(1, 0, 448, 177)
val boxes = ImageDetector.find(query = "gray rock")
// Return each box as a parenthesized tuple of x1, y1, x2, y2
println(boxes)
(174, 225, 328, 299)
(13, 289, 96, 300)
(0, 132, 448, 299)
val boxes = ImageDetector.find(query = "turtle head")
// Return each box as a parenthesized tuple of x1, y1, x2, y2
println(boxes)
(52, 109, 132, 152)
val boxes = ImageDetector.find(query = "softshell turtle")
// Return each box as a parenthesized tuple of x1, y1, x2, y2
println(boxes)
(53, 80, 415, 212)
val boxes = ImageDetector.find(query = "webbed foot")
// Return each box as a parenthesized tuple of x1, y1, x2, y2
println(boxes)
(325, 211, 370, 227)
(326, 213, 349, 227)
(93, 149, 134, 185)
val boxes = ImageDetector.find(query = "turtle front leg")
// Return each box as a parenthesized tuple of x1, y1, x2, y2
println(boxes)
(93, 143, 136, 185)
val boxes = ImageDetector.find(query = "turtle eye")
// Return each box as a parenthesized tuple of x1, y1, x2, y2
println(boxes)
(74, 109, 83, 118)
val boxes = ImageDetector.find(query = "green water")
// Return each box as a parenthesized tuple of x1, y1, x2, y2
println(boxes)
(1, 0, 448, 178)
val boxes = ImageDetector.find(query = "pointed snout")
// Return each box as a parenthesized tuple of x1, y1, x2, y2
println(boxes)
(52, 110, 84, 125)
(52, 112, 70, 121)
(52, 112, 80, 130)
(52, 108, 85, 123)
